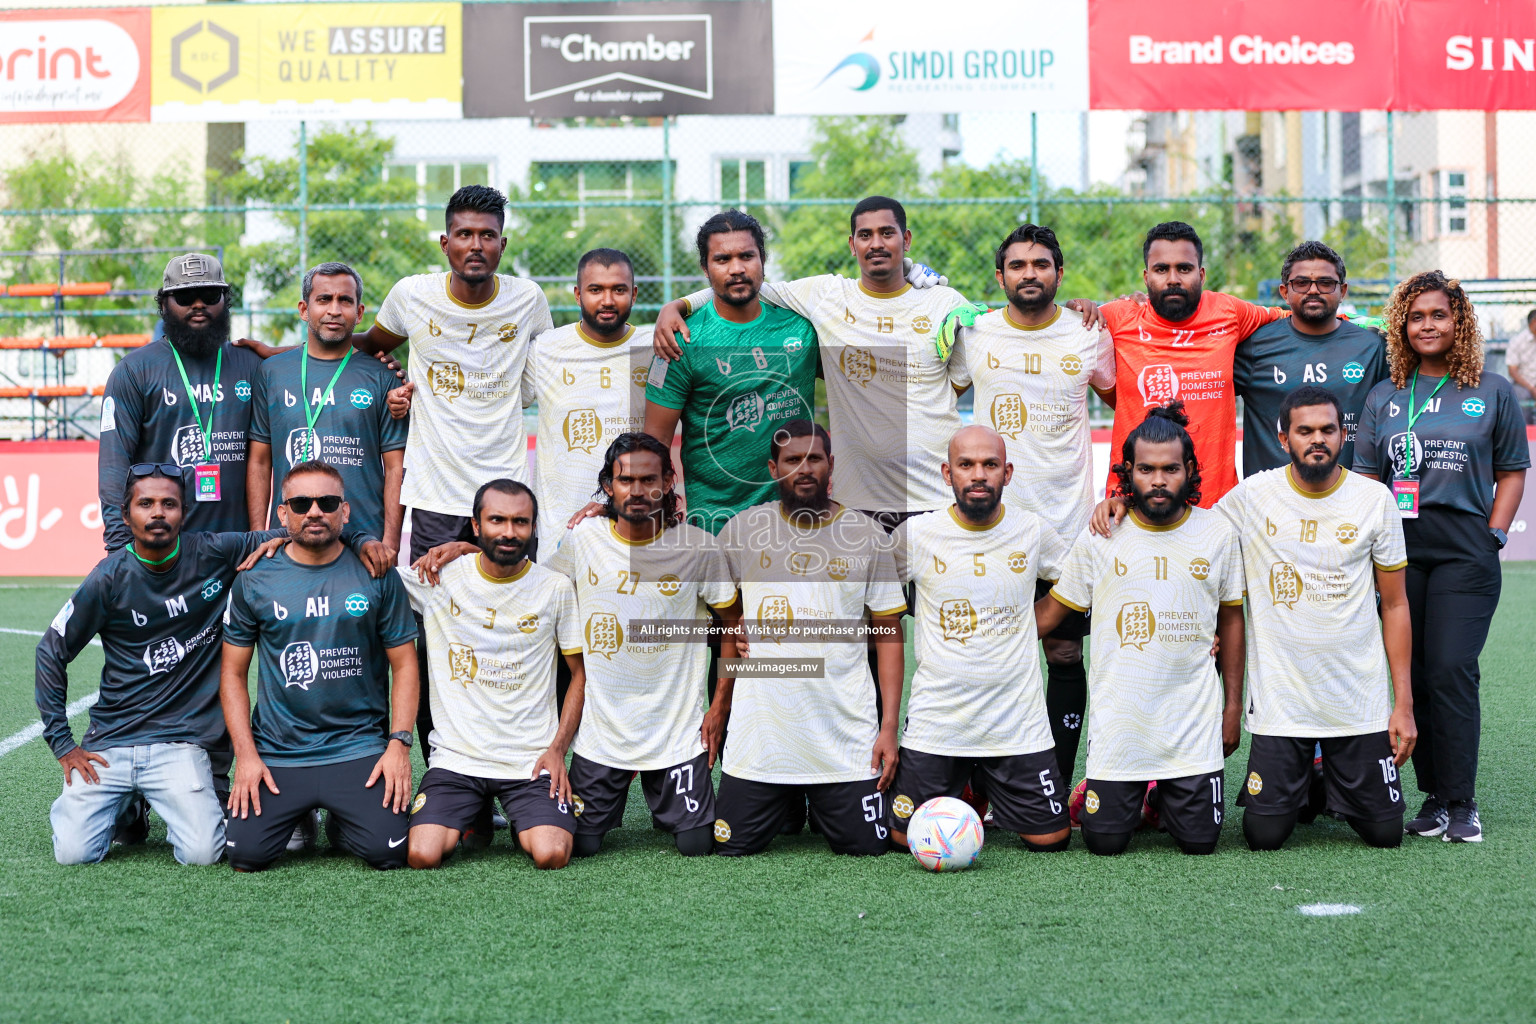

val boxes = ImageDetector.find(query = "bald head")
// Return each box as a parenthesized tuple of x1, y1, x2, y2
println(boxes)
(943, 425, 1012, 524)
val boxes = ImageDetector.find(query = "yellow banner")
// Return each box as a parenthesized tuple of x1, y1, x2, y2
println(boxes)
(151, 2, 461, 121)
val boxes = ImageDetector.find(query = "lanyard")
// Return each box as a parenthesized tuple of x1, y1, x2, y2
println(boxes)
(299, 349, 355, 461)
(168, 346, 221, 463)
(1401, 370, 1450, 478)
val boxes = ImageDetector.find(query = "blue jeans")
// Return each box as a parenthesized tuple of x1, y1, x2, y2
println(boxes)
(50, 742, 225, 866)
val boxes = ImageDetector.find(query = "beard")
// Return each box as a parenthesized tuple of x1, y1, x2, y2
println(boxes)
(1148, 284, 1201, 322)
(1129, 480, 1194, 524)
(477, 531, 527, 568)
(954, 483, 1001, 520)
(291, 520, 341, 550)
(779, 476, 831, 515)
(162, 305, 231, 359)
(1291, 444, 1340, 483)
(1006, 277, 1059, 315)
(1293, 298, 1336, 328)
(717, 277, 760, 308)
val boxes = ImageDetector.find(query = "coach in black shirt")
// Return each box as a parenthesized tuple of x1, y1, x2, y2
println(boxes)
(98, 253, 263, 550)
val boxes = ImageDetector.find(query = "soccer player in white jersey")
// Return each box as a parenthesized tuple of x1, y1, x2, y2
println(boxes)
(399, 480, 585, 870)
(889, 426, 1071, 852)
(351, 184, 553, 757)
(1215, 385, 1415, 851)
(1036, 403, 1246, 856)
(544, 433, 741, 857)
(524, 249, 651, 545)
(713, 420, 907, 856)
(655, 196, 973, 527)
(949, 223, 1116, 786)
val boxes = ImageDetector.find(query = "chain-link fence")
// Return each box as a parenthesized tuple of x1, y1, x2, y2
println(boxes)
(4, 107, 1536, 438)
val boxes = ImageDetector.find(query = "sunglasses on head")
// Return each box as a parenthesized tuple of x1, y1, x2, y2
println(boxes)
(128, 463, 186, 479)
(169, 287, 228, 308)
(284, 494, 343, 514)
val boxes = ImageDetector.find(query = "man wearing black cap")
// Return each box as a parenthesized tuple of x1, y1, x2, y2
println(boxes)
(98, 253, 264, 552)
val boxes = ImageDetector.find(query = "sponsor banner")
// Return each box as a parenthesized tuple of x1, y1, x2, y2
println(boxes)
(1087, 0, 1394, 111)
(773, 0, 1088, 114)
(463, 1, 772, 117)
(0, 442, 105, 577)
(1395, 0, 1536, 111)
(150, 2, 460, 122)
(0, 7, 149, 123)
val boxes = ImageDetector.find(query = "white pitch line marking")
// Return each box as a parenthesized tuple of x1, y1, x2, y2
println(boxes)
(0, 627, 100, 757)
(1297, 903, 1362, 917)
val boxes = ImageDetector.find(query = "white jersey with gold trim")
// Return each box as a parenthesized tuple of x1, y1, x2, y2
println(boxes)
(397, 556, 580, 779)
(1051, 507, 1244, 781)
(1216, 466, 1407, 737)
(523, 321, 651, 544)
(544, 517, 736, 771)
(687, 277, 968, 513)
(719, 502, 906, 784)
(895, 505, 1067, 757)
(373, 272, 552, 514)
(949, 306, 1115, 545)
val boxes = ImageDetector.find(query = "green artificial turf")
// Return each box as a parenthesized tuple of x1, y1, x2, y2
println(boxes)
(1, 571, 1534, 1023)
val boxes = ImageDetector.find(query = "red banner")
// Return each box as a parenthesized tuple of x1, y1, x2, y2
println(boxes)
(0, 7, 150, 123)
(0, 442, 105, 577)
(1395, 0, 1536, 110)
(1088, 0, 1396, 111)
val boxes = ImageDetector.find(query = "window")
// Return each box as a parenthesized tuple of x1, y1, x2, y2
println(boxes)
(384, 161, 493, 220)
(719, 159, 766, 204)
(529, 161, 671, 226)
(1437, 170, 1469, 236)
(788, 160, 816, 198)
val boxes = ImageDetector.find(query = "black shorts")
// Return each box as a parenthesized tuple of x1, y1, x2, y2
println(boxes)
(1239, 732, 1404, 822)
(714, 773, 889, 856)
(224, 754, 409, 871)
(1035, 578, 1089, 641)
(890, 748, 1067, 835)
(567, 751, 714, 836)
(1080, 771, 1224, 844)
(409, 767, 575, 835)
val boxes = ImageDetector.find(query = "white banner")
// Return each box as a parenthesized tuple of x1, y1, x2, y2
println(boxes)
(772, 0, 1088, 115)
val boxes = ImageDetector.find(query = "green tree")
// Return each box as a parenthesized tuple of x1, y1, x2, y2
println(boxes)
(211, 124, 441, 341)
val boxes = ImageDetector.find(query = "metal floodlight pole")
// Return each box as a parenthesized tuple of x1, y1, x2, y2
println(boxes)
(298, 120, 309, 275)
(662, 116, 674, 302)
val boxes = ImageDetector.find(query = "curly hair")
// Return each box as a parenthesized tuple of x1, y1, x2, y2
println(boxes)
(1382, 270, 1484, 390)
(598, 432, 680, 525)
(1111, 402, 1202, 508)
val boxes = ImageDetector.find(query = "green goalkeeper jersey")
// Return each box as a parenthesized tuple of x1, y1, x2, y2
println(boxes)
(645, 300, 819, 535)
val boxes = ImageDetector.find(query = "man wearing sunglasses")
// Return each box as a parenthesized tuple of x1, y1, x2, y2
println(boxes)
(1233, 240, 1390, 477)
(221, 461, 419, 871)
(98, 253, 264, 552)
(37, 464, 385, 865)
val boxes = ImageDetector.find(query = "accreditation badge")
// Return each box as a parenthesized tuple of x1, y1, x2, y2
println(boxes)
(194, 464, 221, 502)
(1391, 477, 1419, 519)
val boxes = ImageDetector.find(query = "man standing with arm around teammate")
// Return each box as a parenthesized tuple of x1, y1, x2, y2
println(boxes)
(889, 426, 1071, 852)
(1036, 404, 1246, 856)
(247, 263, 406, 556)
(400, 480, 585, 870)
(349, 185, 552, 756)
(220, 462, 419, 871)
(1233, 242, 1390, 477)
(545, 433, 741, 857)
(948, 223, 1115, 785)
(1216, 386, 1415, 850)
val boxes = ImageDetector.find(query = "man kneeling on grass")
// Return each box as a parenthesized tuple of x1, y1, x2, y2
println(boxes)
(220, 461, 419, 871)
(400, 479, 585, 870)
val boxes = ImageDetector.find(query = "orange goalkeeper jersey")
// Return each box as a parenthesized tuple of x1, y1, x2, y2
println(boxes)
(1101, 292, 1288, 505)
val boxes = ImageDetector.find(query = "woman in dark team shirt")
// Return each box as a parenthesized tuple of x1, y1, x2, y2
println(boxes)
(1354, 271, 1529, 844)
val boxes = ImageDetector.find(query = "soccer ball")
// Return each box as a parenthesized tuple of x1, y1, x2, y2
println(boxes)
(906, 796, 984, 872)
